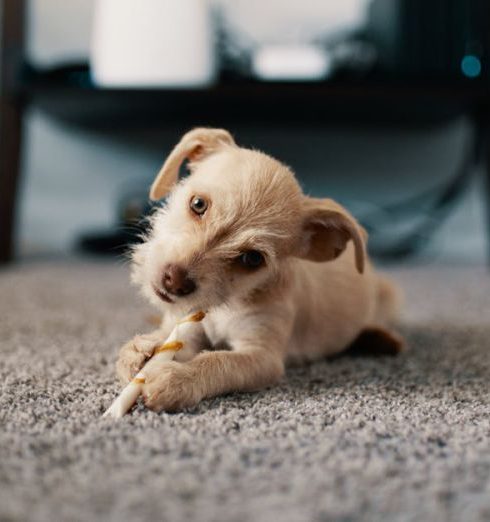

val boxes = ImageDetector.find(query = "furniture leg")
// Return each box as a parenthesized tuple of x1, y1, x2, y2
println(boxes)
(0, 0, 25, 264)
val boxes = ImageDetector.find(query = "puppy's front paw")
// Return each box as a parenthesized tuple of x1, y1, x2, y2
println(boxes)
(142, 361, 199, 413)
(116, 334, 160, 384)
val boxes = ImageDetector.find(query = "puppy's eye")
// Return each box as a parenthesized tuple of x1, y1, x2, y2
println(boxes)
(238, 250, 265, 270)
(190, 196, 208, 216)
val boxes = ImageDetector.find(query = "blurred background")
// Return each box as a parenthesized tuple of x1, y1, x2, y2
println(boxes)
(1, 0, 489, 264)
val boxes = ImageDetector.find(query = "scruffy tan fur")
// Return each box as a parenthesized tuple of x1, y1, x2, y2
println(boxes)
(117, 128, 402, 412)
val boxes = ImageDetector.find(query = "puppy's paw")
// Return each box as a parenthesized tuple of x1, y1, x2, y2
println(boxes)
(346, 326, 405, 357)
(142, 361, 199, 413)
(116, 334, 161, 384)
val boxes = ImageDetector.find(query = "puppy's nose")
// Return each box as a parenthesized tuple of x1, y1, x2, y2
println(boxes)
(162, 264, 196, 296)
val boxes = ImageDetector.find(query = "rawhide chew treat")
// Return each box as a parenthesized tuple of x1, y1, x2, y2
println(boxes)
(103, 311, 205, 419)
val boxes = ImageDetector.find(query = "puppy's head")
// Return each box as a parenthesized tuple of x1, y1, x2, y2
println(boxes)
(132, 128, 366, 313)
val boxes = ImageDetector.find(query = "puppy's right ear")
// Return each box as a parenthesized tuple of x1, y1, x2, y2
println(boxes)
(296, 197, 367, 274)
(149, 128, 236, 200)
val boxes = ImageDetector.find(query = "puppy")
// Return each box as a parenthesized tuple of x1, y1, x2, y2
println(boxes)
(117, 128, 402, 412)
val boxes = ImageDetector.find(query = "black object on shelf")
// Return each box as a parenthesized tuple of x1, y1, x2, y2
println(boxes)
(77, 192, 154, 257)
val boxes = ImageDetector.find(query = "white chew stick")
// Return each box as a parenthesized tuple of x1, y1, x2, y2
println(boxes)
(103, 311, 205, 419)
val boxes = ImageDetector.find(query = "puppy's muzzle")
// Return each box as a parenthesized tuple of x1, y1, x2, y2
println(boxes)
(162, 264, 197, 297)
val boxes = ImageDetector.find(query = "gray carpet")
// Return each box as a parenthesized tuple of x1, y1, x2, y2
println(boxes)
(0, 260, 489, 522)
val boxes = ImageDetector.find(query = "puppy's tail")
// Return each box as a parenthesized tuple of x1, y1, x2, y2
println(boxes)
(374, 275, 403, 326)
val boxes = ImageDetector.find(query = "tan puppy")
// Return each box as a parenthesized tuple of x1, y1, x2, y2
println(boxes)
(117, 128, 402, 412)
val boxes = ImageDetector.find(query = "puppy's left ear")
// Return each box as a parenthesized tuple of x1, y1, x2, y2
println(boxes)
(150, 127, 236, 200)
(296, 197, 367, 274)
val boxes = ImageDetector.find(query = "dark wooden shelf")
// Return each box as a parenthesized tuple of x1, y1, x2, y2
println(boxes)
(21, 65, 490, 130)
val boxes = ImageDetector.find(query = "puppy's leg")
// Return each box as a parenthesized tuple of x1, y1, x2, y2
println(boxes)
(345, 326, 405, 357)
(346, 276, 404, 357)
(142, 346, 285, 413)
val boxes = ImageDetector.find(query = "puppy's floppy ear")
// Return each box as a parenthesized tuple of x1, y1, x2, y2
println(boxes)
(296, 197, 367, 274)
(149, 128, 236, 200)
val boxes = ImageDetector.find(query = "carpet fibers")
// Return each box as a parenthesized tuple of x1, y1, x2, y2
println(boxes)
(0, 261, 489, 522)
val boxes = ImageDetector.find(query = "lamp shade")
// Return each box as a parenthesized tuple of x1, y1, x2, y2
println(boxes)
(91, 0, 216, 87)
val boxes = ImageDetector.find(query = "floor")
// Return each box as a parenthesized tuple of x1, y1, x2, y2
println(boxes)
(0, 260, 489, 522)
